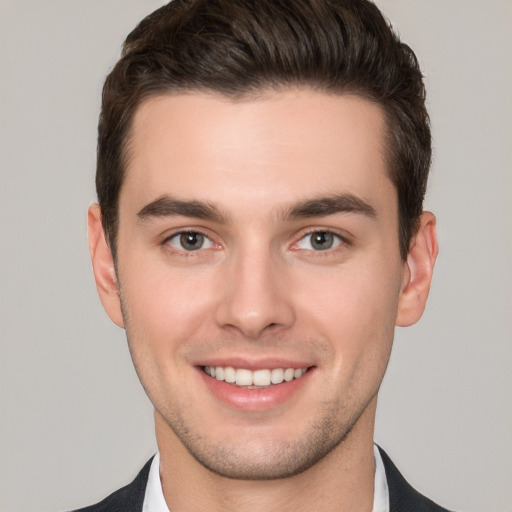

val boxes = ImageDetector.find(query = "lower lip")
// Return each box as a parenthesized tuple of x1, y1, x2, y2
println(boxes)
(198, 367, 312, 411)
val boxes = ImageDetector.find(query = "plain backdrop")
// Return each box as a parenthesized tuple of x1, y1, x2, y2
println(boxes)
(0, 1, 510, 511)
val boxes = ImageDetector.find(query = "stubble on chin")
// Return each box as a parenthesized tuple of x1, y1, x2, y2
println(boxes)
(157, 393, 376, 481)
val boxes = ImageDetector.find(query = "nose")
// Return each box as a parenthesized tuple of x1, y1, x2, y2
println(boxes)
(214, 247, 295, 339)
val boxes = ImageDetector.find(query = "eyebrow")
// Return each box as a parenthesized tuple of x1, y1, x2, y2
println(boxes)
(284, 194, 377, 220)
(137, 196, 226, 223)
(136, 193, 377, 224)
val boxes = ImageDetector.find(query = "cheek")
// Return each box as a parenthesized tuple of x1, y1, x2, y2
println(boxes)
(119, 266, 217, 406)
(299, 259, 400, 324)
(118, 260, 217, 355)
(293, 259, 401, 366)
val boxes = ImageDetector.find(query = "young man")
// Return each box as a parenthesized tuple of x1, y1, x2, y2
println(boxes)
(82, 0, 447, 510)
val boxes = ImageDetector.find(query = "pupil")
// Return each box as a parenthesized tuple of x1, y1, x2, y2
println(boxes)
(311, 232, 333, 250)
(181, 232, 203, 251)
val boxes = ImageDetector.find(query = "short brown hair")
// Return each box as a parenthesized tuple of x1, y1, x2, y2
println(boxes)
(97, 0, 431, 260)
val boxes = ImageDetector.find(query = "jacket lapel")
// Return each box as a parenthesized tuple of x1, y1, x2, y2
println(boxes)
(378, 446, 451, 512)
(72, 456, 153, 512)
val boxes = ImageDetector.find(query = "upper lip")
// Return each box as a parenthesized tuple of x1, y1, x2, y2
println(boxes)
(195, 357, 315, 371)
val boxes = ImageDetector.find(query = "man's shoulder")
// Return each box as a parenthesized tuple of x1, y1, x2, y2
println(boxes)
(70, 457, 153, 512)
(378, 446, 453, 512)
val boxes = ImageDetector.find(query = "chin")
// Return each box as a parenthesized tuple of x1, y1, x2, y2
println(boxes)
(169, 409, 360, 481)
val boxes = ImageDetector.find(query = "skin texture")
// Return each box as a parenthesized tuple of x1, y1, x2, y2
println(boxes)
(88, 89, 438, 512)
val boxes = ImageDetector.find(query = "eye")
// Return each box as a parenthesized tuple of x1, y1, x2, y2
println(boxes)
(165, 231, 215, 251)
(296, 231, 343, 251)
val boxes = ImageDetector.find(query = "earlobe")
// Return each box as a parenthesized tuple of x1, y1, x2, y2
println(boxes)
(396, 212, 439, 327)
(88, 204, 124, 328)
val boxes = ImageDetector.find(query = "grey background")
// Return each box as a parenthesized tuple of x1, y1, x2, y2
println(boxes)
(0, 1, 510, 511)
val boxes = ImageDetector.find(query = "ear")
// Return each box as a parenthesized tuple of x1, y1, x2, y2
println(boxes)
(396, 212, 439, 327)
(88, 204, 124, 328)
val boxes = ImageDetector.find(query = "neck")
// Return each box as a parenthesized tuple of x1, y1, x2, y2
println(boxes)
(156, 400, 377, 512)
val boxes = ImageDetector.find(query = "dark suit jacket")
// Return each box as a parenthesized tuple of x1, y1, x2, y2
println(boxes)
(73, 446, 452, 512)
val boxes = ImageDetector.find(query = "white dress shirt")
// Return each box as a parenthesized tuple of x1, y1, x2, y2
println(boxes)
(143, 444, 389, 512)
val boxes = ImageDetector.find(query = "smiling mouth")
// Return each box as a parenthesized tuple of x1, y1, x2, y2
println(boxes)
(202, 366, 310, 388)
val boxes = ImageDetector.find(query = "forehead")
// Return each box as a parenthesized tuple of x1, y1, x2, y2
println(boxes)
(122, 89, 394, 217)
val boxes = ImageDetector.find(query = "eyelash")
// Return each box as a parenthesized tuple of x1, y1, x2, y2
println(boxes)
(292, 229, 348, 254)
(162, 229, 218, 254)
(162, 228, 348, 255)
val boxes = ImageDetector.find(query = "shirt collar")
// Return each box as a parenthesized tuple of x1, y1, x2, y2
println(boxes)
(142, 452, 169, 512)
(373, 444, 390, 512)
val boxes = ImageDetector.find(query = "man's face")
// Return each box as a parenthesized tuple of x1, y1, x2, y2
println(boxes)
(110, 90, 409, 479)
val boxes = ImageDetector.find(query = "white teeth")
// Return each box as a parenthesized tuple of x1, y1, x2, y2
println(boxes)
(283, 368, 295, 381)
(235, 368, 253, 386)
(253, 369, 271, 386)
(271, 368, 284, 384)
(215, 366, 224, 381)
(294, 368, 306, 379)
(205, 365, 308, 387)
(224, 366, 236, 383)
